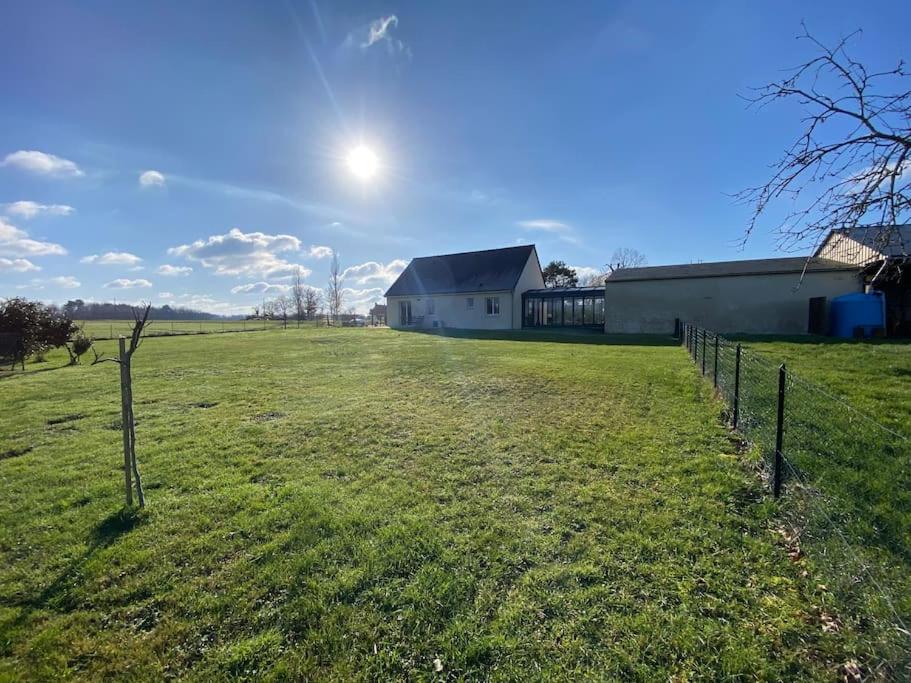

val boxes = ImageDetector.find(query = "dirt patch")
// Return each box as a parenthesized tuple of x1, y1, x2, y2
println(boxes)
(252, 411, 285, 422)
(1, 445, 33, 461)
(47, 413, 86, 426)
(192, 401, 218, 409)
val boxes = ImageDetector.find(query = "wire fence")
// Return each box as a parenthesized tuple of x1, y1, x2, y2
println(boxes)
(678, 321, 911, 676)
(80, 319, 318, 340)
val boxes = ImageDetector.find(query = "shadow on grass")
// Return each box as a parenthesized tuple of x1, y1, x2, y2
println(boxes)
(1, 507, 144, 627)
(406, 328, 677, 346)
(0, 361, 72, 381)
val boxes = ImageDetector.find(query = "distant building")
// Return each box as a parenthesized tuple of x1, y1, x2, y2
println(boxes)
(368, 303, 387, 325)
(605, 226, 909, 335)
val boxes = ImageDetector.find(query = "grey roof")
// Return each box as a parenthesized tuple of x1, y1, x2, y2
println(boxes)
(605, 256, 857, 283)
(385, 245, 537, 297)
(818, 225, 911, 258)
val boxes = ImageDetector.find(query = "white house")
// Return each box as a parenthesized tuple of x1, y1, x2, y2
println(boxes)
(385, 245, 546, 330)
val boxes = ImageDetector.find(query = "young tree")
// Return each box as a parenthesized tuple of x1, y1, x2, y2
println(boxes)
(92, 304, 152, 507)
(274, 295, 291, 328)
(739, 25, 911, 253)
(325, 251, 344, 324)
(542, 260, 579, 288)
(606, 248, 648, 273)
(291, 267, 306, 322)
(303, 286, 322, 320)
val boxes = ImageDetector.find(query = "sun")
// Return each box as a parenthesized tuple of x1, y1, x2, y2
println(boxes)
(346, 145, 379, 180)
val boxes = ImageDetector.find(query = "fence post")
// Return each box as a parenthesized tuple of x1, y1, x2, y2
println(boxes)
(692, 326, 697, 360)
(713, 334, 719, 388)
(733, 344, 741, 428)
(674, 317, 680, 339)
(773, 363, 786, 498)
(118, 337, 133, 506)
(701, 330, 706, 375)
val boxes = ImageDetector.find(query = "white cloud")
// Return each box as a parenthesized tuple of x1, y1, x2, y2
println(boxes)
(139, 170, 165, 187)
(308, 245, 333, 259)
(172, 292, 250, 316)
(341, 259, 407, 286)
(4, 201, 75, 219)
(230, 281, 292, 295)
(570, 265, 605, 285)
(157, 264, 192, 276)
(0, 217, 67, 256)
(81, 251, 143, 266)
(516, 218, 580, 245)
(341, 286, 385, 313)
(103, 278, 152, 289)
(1, 150, 84, 177)
(168, 228, 310, 277)
(48, 275, 80, 289)
(0, 257, 40, 272)
(346, 15, 411, 58)
(158, 291, 174, 299)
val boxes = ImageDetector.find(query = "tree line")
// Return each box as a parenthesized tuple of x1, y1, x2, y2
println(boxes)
(62, 300, 228, 321)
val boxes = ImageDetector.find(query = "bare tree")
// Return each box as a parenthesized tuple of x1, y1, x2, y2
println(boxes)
(303, 286, 321, 320)
(274, 295, 291, 328)
(738, 25, 910, 253)
(291, 268, 306, 322)
(604, 248, 648, 276)
(92, 303, 151, 507)
(262, 299, 275, 320)
(325, 251, 344, 325)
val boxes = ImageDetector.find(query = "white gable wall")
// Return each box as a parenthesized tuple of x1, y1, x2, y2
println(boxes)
(512, 248, 546, 328)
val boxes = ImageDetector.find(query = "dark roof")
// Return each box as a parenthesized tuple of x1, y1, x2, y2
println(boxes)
(385, 245, 537, 297)
(524, 286, 604, 295)
(606, 256, 857, 283)
(817, 225, 911, 258)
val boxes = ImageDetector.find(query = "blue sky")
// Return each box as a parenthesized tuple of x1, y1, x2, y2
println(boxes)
(1, 0, 908, 314)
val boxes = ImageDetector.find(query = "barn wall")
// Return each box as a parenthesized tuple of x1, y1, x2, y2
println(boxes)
(605, 270, 863, 334)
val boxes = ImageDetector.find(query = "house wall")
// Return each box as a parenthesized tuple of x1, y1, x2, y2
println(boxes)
(605, 269, 863, 334)
(387, 290, 515, 330)
(511, 252, 546, 328)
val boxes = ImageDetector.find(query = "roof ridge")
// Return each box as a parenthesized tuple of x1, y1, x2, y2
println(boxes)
(410, 244, 535, 261)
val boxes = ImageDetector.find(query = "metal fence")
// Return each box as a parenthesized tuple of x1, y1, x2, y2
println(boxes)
(679, 321, 911, 675)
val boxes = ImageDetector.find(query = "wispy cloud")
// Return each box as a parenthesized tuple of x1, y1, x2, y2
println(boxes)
(0, 257, 40, 272)
(0, 217, 67, 256)
(139, 170, 166, 187)
(81, 251, 143, 266)
(103, 278, 152, 289)
(516, 218, 580, 245)
(156, 264, 192, 276)
(168, 228, 310, 278)
(345, 14, 411, 58)
(341, 259, 407, 286)
(230, 281, 293, 295)
(341, 286, 385, 313)
(4, 201, 74, 219)
(1, 150, 84, 177)
(47, 275, 81, 289)
(308, 245, 333, 259)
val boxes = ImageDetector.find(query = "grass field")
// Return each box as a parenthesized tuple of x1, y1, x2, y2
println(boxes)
(77, 319, 309, 340)
(0, 328, 877, 679)
(736, 336, 911, 435)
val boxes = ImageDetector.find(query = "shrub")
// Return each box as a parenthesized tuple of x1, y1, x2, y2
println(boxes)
(0, 298, 79, 368)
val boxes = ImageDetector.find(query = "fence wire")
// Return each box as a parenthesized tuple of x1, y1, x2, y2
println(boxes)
(679, 322, 911, 677)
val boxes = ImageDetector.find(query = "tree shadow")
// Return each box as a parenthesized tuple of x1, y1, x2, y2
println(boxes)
(1, 508, 144, 629)
(405, 328, 677, 347)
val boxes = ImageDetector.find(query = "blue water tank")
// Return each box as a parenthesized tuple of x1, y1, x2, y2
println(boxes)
(829, 291, 886, 338)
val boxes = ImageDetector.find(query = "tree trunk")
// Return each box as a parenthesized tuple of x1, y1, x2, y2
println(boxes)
(118, 338, 133, 506)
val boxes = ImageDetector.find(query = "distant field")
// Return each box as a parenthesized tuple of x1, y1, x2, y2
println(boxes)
(0, 328, 862, 680)
(736, 336, 911, 434)
(78, 318, 316, 339)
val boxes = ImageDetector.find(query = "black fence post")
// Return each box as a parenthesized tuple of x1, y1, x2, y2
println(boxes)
(693, 326, 698, 361)
(773, 364, 786, 498)
(732, 344, 741, 429)
(701, 330, 706, 375)
(713, 334, 719, 388)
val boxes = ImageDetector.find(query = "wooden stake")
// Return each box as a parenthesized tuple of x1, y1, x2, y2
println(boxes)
(119, 337, 133, 506)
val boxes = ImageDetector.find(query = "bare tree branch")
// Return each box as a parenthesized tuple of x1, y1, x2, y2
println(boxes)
(737, 24, 910, 255)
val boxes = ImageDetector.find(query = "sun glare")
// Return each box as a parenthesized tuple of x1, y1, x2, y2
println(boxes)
(346, 145, 379, 180)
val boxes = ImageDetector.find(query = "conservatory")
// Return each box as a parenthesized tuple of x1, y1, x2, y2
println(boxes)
(522, 286, 605, 328)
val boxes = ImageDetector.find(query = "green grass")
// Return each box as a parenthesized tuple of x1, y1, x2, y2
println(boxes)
(735, 336, 911, 435)
(77, 319, 310, 340)
(0, 328, 870, 679)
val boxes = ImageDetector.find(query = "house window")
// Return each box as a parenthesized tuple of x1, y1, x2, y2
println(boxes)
(426, 298, 435, 315)
(486, 296, 500, 316)
(467, 297, 474, 310)
(399, 300, 412, 324)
